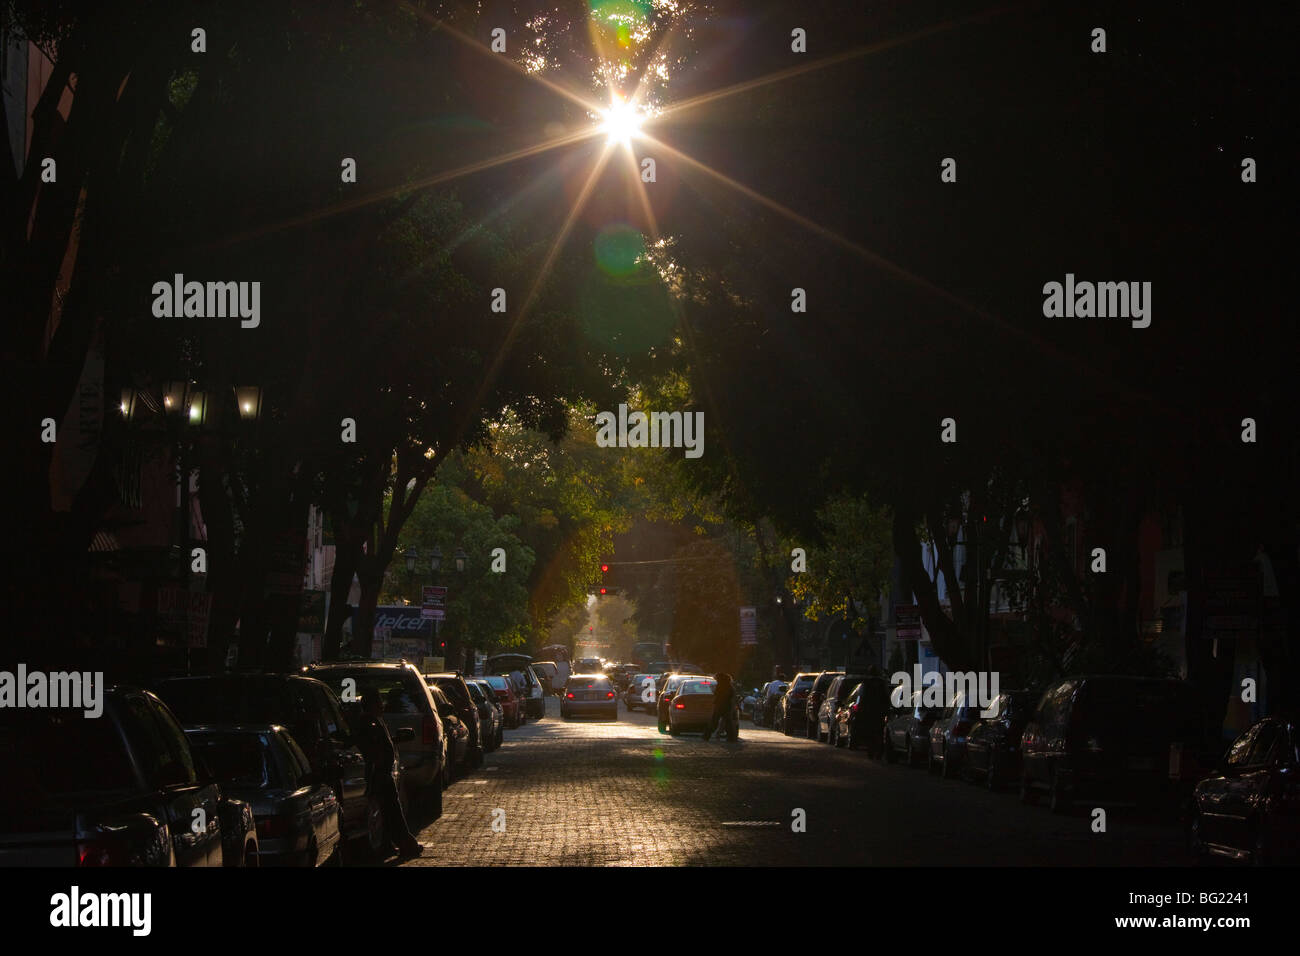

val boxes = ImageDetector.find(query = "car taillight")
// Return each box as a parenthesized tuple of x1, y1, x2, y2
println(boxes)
(606, 691, 616, 699)
(674, 702, 685, 709)
(423, 716, 438, 745)
(850, 703, 858, 713)
(566, 693, 576, 699)
(77, 839, 119, 866)
(257, 817, 288, 839)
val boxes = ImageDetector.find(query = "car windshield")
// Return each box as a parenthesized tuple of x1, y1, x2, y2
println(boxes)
(186, 732, 270, 788)
(0, 709, 137, 809)
(567, 677, 612, 690)
(318, 673, 423, 714)
(678, 680, 715, 695)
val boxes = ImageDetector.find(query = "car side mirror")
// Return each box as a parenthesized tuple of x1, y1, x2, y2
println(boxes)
(394, 727, 416, 744)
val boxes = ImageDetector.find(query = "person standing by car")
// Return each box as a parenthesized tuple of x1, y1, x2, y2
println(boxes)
(705, 673, 738, 741)
(357, 693, 424, 860)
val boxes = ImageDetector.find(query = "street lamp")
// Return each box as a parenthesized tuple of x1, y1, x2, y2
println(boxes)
(404, 546, 418, 605)
(430, 545, 442, 573)
(233, 385, 263, 422)
(454, 548, 467, 573)
(119, 388, 140, 421)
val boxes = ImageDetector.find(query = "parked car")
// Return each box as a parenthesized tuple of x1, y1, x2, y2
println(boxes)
(185, 724, 342, 866)
(429, 684, 470, 775)
(818, 674, 864, 743)
(926, 690, 987, 777)
(963, 690, 1035, 790)
(426, 672, 485, 768)
(154, 672, 371, 850)
(467, 679, 504, 751)
(669, 678, 718, 735)
(531, 661, 559, 695)
(1189, 716, 1300, 865)
(215, 791, 260, 867)
(806, 671, 845, 739)
(656, 674, 700, 733)
(0, 686, 225, 866)
(305, 660, 447, 817)
(777, 673, 817, 736)
(884, 690, 941, 766)
(561, 674, 619, 720)
(483, 674, 523, 729)
(522, 666, 547, 720)
(753, 681, 789, 727)
(1019, 675, 1206, 813)
(624, 674, 655, 711)
(832, 677, 892, 753)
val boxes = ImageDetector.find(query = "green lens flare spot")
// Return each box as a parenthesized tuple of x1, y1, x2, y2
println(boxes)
(594, 223, 645, 277)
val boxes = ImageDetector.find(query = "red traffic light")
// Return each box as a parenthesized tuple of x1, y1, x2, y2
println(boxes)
(599, 587, 607, 595)
(601, 563, 610, 573)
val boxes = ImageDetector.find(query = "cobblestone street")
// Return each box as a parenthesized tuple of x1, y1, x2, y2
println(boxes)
(399, 697, 1186, 867)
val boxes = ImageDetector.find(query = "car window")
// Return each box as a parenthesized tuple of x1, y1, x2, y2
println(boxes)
(314, 684, 350, 739)
(1248, 722, 1282, 766)
(0, 709, 137, 809)
(356, 676, 425, 714)
(678, 680, 715, 694)
(188, 733, 268, 788)
(280, 731, 314, 783)
(429, 685, 453, 717)
(1224, 724, 1258, 768)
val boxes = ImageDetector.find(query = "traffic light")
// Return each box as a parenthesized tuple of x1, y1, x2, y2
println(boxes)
(598, 559, 620, 595)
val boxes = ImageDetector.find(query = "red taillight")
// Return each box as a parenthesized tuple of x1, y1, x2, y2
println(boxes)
(257, 817, 288, 839)
(77, 840, 115, 866)
(606, 691, 615, 699)
(566, 693, 575, 699)
(423, 716, 437, 745)
(850, 703, 858, 713)
(674, 702, 685, 709)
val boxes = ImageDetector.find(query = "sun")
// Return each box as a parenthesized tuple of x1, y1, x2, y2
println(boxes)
(598, 97, 644, 144)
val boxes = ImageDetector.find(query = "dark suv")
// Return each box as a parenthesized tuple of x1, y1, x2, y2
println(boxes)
(155, 673, 372, 846)
(0, 686, 225, 866)
(1019, 675, 1204, 813)
(806, 671, 844, 739)
(305, 660, 447, 817)
(778, 673, 817, 736)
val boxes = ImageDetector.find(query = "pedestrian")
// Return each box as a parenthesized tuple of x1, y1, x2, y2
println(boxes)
(356, 691, 424, 860)
(705, 672, 738, 741)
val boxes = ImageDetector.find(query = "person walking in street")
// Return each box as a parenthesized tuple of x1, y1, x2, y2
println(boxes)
(704, 672, 738, 741)
(357, 692, 425, 860)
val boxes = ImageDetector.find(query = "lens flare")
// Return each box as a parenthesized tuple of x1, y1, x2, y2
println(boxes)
(598, 98, 644, 144)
